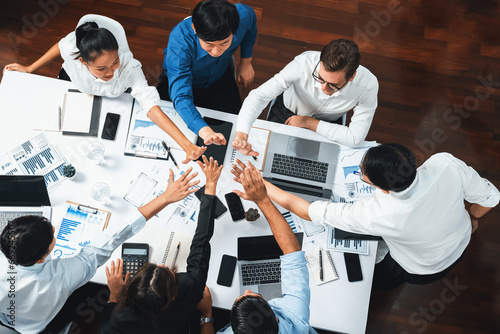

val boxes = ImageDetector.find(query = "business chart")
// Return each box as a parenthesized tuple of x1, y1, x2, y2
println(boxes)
(0, 132, 69, 190)
(124, 100, 197, 157)
(52, 201, 110, 258)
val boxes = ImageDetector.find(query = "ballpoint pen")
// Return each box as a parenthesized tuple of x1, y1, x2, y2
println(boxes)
(319, 247, 324, 281)
(162, 140, 179, 169)
(171, 242, 181, 268)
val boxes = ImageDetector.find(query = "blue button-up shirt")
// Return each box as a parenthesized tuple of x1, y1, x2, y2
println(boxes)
(163, 3, 257, 134)
(218, 251, 318, 334)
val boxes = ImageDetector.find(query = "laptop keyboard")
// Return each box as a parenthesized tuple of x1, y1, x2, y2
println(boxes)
(241, 260, 281, 286)
(0, 212, 41, 231)
(271, 153, 328, 183)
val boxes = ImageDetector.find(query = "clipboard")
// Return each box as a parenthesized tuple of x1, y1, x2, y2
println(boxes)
(51, 201, 111, 258)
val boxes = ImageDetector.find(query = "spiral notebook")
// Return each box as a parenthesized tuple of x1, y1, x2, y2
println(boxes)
(230, 127, 270, 171)
(306, 247, 339, 285)
(154, 231, 192, 272)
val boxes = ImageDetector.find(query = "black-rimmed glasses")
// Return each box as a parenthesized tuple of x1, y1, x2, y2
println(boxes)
(312, 61, 352, 92)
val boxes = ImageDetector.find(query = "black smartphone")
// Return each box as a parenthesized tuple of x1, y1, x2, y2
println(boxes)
(194, 185, 228, 219)
(344, 252, 363, 282)
(196, 117, 233, 165)
(101, 112, 120, 140)
(224, 192, 245, 221)
(217, 254, 237, 287)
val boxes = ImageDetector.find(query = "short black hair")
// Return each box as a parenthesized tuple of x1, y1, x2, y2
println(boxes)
(320, 39, 361, 81)
(118, 263, 178, 328)
(230, 295, 279, 334)
(74, 21, 119, 63)
(361, 143, 417, 192)
(192, 0, 239, 42)
(0, 215, 53, 267)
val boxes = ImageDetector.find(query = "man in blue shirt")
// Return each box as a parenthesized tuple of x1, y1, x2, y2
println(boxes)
(158, 0, 257, 146)
(217, 162, 317, 334)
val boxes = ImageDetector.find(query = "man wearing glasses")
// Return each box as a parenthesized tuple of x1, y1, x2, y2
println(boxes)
(233, 39, 378, 156)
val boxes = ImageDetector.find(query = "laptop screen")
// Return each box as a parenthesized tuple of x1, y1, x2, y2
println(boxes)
(0, 175, 51, 206)
(237, 233, 304, 261)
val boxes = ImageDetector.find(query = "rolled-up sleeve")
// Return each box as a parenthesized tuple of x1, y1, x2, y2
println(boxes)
(126, 59, 161, 114)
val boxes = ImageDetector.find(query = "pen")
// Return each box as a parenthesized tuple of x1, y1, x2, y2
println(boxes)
(171, 242, 181, 268)
(252, 155, 258, 161)
(162, 141, 179, 169)
(319, 247, 324, 281)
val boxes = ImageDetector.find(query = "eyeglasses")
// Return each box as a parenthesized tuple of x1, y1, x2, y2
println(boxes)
(312, 61, 352, 92)
(353, 170, 375, 186)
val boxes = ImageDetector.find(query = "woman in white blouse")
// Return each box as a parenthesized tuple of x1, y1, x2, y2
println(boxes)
(3, 15, 205, 163)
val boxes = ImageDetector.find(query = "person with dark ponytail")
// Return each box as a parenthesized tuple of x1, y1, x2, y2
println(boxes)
(3, 15, 206, 163)
(98, 156, 222, 334)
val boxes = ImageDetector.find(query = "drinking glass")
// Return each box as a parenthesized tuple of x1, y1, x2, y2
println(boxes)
(85, 141, 105, 164)
(91, 182, 111, 204)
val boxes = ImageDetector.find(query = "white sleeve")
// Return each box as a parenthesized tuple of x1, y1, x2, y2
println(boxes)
(124, 57, 161, 113)
(308, 200, 375, 234)
(236, 57, 301, 134)
(316, 80, 379, 147)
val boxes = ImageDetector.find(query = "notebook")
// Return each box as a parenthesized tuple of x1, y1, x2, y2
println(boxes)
(151, 231, 192, 272)
(230, 127, 270, 171)
(262, 132, 339, 199)
(0, 175, 52, 232)
(306, 247, 339, 285)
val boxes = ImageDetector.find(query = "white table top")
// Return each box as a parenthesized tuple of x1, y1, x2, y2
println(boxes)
(0, 71, 376, 334)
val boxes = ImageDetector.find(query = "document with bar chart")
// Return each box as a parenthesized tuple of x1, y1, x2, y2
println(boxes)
(124, 100, 197, 158)
(0, 132, 69, 190)
(326, 227, 368, 255)
(52, 201, 110, 259)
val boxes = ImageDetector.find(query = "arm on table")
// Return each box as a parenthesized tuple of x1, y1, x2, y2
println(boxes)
(3, 43, 61, 74)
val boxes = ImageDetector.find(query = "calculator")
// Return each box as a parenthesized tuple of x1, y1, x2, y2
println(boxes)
(121, 243, 149, 278)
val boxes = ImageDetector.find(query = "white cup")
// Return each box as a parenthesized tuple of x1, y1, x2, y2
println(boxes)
(91, 182, 111, 204)
(85, 141, 105, 164)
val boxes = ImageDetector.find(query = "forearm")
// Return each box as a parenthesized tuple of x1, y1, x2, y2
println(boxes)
(469, 204, 493, 218)
(138, 192, 171, 221)
(264, 180, 311, 220)
(147, 105, 195, 152)
(28, 43, 61, 73)
(200, 323, 215, 334)
(256, 197, 300, 254)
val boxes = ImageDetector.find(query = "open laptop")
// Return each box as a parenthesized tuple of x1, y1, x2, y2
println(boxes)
(262, 133, 339, 199)
(238, 233, 304, 301)
(0, 175, 52, 232)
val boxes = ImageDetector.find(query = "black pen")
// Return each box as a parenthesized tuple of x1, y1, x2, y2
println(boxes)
(162, 141, 179, 169)
(171, 242, 181, 268)
(319, 247, 324, 281)
(252, 155, 258, 161)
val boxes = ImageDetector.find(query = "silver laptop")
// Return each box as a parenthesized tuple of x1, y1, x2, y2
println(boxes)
(238, 233, 303, 301)
(263, 133, 339, 199)
(0, 176, 52, 232)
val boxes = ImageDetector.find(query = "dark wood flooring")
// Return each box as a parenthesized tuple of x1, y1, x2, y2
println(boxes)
(1, 0, 499, 333)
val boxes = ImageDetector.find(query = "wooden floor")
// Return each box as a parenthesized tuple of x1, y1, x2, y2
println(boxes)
(1, 0, 500, 333)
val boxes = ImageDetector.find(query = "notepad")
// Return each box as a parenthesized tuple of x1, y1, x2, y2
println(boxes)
(306, 247, 339, 285)
(149, 231, 193, 272)
(230, 127, 270, 171)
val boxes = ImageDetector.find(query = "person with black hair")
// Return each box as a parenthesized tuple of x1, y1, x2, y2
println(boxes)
(233, 39, 378, 157)
(0, 168, 200, 334)
(231, 144, 500, 289)
(219, 162, 318, 334)
(98, 156, 223, 334)
(158, 0, 257, 146)
(3, 15, 206, 164)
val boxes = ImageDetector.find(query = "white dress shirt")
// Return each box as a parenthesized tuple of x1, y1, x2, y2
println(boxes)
(236, 51, 379, 147)
(309, 153, 500, 274)
(58, 32, 160, 113)
(0, 211, 146, 334)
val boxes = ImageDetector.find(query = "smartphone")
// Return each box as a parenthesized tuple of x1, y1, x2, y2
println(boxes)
(122, 243, 149, 279)
(217, 254, 237, 287)
(224, 192, 245, 221)
(194, 185, 228, 219)
(101, 112, 120, 140)
(196, 117, 233, 165)
(344, 252, 363, 282)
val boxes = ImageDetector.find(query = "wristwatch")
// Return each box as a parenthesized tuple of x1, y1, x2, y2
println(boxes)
(200, 316, 214, 325)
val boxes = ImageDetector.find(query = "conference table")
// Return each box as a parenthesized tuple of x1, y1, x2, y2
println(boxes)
(0, 71, 377, 334)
